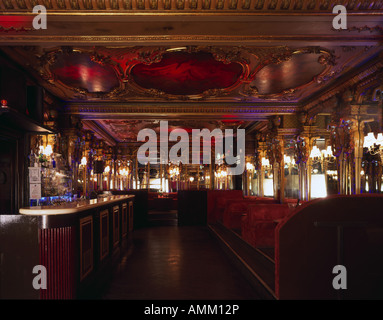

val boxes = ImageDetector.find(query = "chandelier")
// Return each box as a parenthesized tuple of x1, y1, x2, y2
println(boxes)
(168, 163, 180, 178)
(119, 167, 129, 176)
(215, 164, 228, 179)
(309, 145, 335, 164)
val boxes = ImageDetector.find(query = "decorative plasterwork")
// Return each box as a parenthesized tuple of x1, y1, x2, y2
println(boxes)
(6, 45, 338, 103)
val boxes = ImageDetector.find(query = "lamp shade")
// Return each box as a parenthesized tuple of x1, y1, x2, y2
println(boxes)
(376, 133, 383, 146)
(363, 132, 376, 149)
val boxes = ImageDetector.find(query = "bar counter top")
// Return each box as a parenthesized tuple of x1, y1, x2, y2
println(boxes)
(19, 195, 134, 216)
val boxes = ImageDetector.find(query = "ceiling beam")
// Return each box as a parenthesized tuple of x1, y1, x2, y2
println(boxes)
(82, 119, 117, 146)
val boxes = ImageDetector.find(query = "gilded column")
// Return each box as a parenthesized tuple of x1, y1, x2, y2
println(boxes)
(258, 140, 266, 198)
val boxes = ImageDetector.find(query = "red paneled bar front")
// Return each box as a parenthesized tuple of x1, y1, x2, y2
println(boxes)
(18, 195, 134, 299)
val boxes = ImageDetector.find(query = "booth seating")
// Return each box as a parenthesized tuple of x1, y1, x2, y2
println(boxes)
(222, 198, 279, 230)
(222, 197, 300, 231)
(207, 190, 244, 224)
(272, 194, 383, 299)
(240, 203, 291, 248)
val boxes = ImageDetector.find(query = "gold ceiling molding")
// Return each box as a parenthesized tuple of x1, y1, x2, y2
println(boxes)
(65, 104, 300, 119)
(0, 34, 382, 45)
(1, 0, 383, 12)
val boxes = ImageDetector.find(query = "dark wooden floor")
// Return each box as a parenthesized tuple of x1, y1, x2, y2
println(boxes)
(97, 217, 261, 300)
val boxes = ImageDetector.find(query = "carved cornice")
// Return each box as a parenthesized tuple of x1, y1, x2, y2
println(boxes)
(81, 120, 117, 146)
(1, 0, 383, 12)
(303, 52, 383, 116)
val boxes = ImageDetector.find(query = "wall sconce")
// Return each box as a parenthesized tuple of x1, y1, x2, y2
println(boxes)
(261, 157, 270, 167)
(364, 132, 383, 155)
(309, 145, 322, 163)
(283, 154, 295, 166)
(81, 156, 87, 167)
(246, 162, 255, 172)
(321, 145, 335, 163)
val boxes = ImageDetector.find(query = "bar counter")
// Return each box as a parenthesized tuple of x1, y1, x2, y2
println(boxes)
(20, 195, 134, 215)
(1, 195, 135, 299)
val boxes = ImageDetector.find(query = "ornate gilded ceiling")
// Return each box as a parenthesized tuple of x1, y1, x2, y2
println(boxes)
(2, 44, 381, 104)
(0, 2, 382, 146)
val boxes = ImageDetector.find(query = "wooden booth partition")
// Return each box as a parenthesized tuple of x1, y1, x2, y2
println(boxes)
(275, 194, 383, 300)
(178, 190, 208, 226)
(178, 190, 245, 226)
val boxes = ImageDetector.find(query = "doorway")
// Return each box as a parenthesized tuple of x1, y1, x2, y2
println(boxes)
(0, 137, 16, 214)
